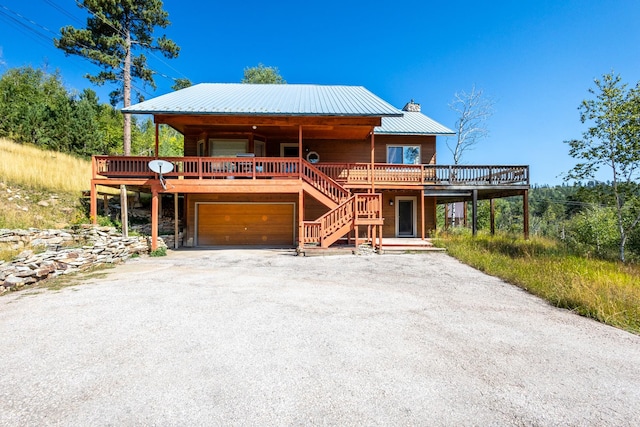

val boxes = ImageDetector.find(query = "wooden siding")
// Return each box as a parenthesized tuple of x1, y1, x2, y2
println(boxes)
(379, 191, 436, 237)
(301, 135, 436, 165)
(304, 194, 330, 221)
(183, 134, 198, 157)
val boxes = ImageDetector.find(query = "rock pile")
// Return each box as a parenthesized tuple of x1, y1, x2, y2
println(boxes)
(0, 226, 164, 294)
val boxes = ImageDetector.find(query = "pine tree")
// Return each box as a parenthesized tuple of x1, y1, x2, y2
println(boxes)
(55, 0, 181, 155)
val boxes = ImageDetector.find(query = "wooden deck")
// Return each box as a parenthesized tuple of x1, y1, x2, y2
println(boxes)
(93, 156, 529, 189)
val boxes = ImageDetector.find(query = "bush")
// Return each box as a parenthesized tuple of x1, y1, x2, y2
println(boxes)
(149, 247, 166, 257)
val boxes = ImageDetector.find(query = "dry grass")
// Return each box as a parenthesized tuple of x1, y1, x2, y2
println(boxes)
(435, 231, 640, 335)
(0, 138, 93, 228)
(0, 138, 91, 193)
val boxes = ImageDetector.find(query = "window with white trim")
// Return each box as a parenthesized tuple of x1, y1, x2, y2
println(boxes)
(387, 145, 421, 164)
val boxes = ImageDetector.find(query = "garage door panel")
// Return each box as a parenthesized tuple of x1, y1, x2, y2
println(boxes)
(197, 203, 294, 246)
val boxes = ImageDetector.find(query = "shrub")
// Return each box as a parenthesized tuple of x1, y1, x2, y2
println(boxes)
(149, 247, 166, 257)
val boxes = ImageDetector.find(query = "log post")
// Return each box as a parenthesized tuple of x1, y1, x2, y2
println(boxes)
(151, 188, 158, 251)
(90, 182, 98, 225)
(120, 185, 128, 238)
(174, 193, 179, 249)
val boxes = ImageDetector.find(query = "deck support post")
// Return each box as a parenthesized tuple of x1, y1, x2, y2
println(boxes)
(90, 181, 97, 225)
(151, 188, 158, 251)
(298, 189, 304, 249)
(174, 193, 179, 249)
(370, 129, 375, 193)
(490, 198, 495, 235)
(523, 189, 529, 240)
(372, 225, 376, 250)
(120, 185, 128, 238)
(420, 189, 425, 240)
(354, 225, 359, 249)
(472, 189, 478, 237)
(444, 203, 449, 229)
(463, 202, 468, 227)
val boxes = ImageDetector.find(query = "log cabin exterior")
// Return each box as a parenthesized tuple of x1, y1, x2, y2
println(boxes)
(89, 84, 530, 251)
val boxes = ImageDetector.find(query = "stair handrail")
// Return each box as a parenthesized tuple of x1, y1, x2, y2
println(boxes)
(300, 160, 350, 204)
(315, 195, 355, 240)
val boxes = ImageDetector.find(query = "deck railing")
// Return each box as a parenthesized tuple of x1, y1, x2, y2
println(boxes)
(94, 156, 301, 179)
(302, 193, 382, 246)
(300, 160, 350, 204)
(93, 156, 528, 186)
(315, 163, 529, 186)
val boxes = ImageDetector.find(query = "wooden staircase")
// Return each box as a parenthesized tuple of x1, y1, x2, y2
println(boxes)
(300, 160, 350, 208)
(300, 160, 382, 249)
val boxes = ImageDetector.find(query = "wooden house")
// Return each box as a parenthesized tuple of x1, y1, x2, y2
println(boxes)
(89, 84, 529, 251)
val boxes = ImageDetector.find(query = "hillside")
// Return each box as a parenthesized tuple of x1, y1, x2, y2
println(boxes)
(0, 138, 90, 229)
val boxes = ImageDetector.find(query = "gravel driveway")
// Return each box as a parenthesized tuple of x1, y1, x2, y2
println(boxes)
(1, 249, 639, 426)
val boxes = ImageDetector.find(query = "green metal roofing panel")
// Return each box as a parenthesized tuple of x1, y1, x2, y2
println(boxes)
(122, 83, 403, 117)
(376, 111, 455, 135)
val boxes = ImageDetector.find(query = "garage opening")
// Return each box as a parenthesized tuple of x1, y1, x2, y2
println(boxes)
(196, 202, 295, 246)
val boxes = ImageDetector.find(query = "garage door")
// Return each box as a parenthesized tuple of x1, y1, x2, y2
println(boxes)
(197, 203, 295, 246)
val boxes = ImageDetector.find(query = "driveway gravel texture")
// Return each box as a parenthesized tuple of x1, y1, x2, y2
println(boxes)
(1, 249, 639, 426)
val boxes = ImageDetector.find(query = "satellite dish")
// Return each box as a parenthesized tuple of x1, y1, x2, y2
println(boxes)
(148, 160, 174, 190)
(148, 159, 174, 174)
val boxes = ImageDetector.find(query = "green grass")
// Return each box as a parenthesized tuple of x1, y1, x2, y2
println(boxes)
(149, 247, 167, 257)
(434, 230, 640, 335)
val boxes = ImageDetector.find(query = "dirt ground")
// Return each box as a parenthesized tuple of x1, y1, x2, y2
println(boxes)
(1, 249, 639, 426)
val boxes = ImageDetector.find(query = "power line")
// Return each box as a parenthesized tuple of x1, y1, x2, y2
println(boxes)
(42, 0, 84, 26)
(0, 2, 176, 99)
(0, 5, 54, 47)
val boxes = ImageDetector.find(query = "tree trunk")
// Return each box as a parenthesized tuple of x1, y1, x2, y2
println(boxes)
(123, 28, 132, 156)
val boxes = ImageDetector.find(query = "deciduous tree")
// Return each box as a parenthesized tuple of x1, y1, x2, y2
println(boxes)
(447, 85, 494, 164)
(565, 72, 640, 262)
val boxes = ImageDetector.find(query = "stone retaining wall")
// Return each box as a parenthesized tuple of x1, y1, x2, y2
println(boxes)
(0, 226, 165, 294)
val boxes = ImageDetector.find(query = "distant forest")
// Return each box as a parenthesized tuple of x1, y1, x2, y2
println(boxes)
(0, 65, 183, 158)
(1, 65, 639, 261)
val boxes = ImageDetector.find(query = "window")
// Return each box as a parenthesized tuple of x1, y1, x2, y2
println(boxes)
(209, 139, 248, 157)
(280, 143, 299, 157)
(387, 145, 421, 164)
(254, 140, 265, 157)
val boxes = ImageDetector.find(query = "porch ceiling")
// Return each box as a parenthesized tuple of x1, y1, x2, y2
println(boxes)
(157, 114, 379, 140)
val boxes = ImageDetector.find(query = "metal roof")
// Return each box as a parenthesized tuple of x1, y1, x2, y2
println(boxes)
(376, 111, 455, 135)
(122, 83, 403, 117)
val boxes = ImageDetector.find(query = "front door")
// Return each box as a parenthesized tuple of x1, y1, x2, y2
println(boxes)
(396, 197, 416, 237)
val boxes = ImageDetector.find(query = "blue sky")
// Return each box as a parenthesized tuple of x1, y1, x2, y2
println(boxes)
(1, 0, 639, 185)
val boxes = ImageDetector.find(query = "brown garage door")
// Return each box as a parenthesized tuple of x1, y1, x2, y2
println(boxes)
(197, 203, 295, 246)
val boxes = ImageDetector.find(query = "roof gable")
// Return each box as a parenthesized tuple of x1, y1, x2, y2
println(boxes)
(123, 83, 403, 117)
